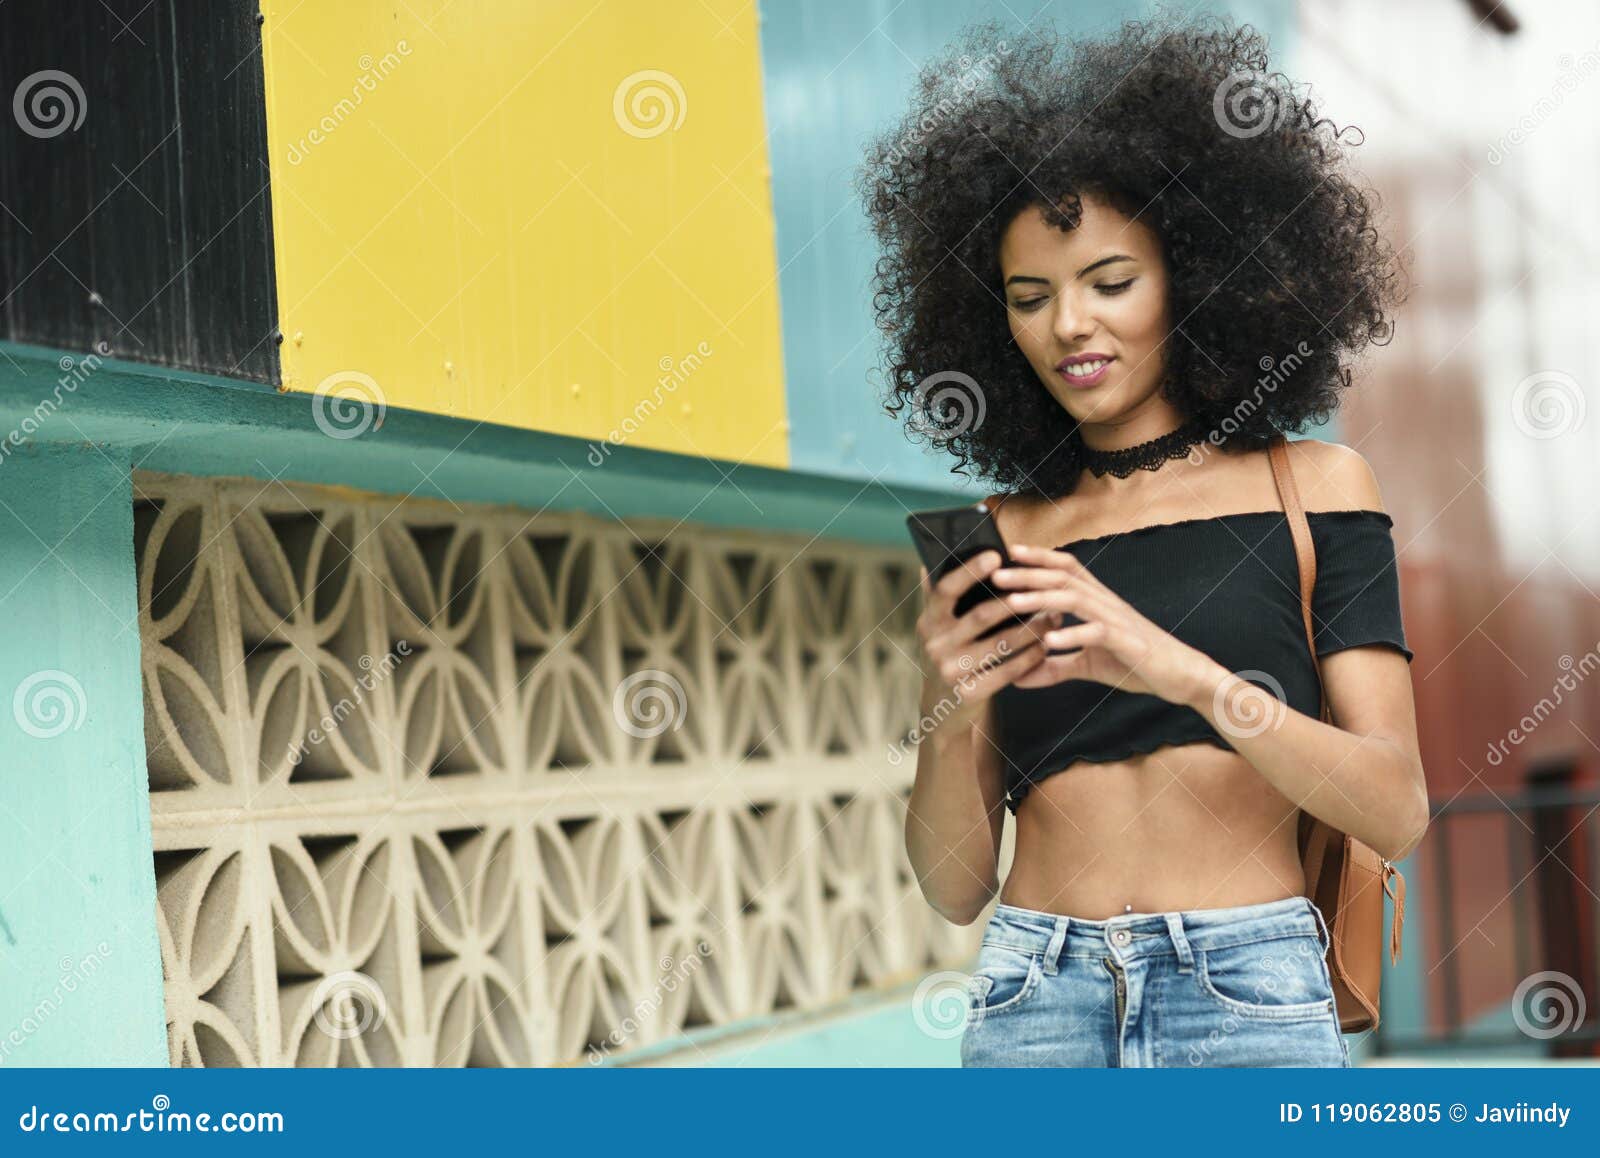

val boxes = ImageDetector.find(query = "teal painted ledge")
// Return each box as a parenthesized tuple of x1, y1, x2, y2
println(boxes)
(0, 340, 979, 548)
(611, 978, 962, 1068)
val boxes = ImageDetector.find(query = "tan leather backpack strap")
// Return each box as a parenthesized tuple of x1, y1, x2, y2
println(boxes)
(1268, 436, 1317, 658)
(1267, 435, 1333, 725)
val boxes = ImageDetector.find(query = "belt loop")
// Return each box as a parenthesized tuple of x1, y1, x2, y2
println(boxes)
(1306, 897, 1332, 953)
(1165, 913, 1194, 974)
(1042, 915, 1069, 976)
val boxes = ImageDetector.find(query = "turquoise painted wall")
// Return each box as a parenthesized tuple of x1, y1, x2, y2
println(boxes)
(759, 0, 1302, 491)
(0, 439, 167, 1065)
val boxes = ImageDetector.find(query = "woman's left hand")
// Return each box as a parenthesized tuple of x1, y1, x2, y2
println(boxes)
(989, 543, 1222, 705)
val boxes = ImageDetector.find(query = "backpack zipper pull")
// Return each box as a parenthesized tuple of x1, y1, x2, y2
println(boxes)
(1381, 859, 1405, 965)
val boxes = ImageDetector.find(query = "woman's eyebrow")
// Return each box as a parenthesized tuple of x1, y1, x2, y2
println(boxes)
(1003, 254, 1137, 288)
(1076, 253, 1136, 277)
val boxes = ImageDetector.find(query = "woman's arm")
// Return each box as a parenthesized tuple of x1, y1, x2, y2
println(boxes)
(902, 549, 1051, 925)
(904, 689, 1010, 926)
(1186, 647, 1427, 861)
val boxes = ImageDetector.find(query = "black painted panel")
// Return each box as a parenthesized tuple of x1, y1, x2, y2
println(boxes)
(0, 0, 278, 383)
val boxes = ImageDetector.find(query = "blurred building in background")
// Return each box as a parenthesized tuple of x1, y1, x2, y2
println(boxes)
(1296, 0, 1600, 1062)
(0, 0, 1594, 1066)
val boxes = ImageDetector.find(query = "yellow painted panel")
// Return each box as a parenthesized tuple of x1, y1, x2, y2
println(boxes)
(258, 0, 788, 468)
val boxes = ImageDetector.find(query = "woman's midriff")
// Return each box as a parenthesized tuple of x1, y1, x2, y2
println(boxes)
(998, 740, 1309, 919)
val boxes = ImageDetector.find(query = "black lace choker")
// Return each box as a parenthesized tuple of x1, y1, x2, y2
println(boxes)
(1078, 419, 1207, 479)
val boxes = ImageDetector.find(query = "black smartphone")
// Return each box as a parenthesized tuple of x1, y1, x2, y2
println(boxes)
(905, 500, 1034, 642)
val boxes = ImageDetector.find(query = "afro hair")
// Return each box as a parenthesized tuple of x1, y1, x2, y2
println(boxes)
(854, 7, 1409, 496)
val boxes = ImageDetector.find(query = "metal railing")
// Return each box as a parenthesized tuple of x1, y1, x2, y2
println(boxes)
(1373, 759, 1600, 1059)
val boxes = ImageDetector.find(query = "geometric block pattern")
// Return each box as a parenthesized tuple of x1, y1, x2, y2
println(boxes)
(134, 471, 979, 1065)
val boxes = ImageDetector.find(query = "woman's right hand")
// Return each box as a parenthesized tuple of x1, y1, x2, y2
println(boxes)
(914, 550, 1057, 735)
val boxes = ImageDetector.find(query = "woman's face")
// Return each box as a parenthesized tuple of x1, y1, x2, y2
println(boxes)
(998, 194, 1172, 427)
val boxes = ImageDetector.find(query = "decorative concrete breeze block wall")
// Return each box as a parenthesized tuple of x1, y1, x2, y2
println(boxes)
(136, 470, 980, 1065)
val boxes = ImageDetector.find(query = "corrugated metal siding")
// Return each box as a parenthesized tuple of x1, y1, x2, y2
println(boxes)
(0, 0, 279, 382)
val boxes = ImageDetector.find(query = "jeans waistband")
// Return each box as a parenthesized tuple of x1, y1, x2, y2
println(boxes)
(984, 894, 1328, 964)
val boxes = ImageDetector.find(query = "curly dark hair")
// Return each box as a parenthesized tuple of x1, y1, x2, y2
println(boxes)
(854, 7, 1408, 497)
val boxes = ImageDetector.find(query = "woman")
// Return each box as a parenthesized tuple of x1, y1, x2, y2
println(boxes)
(856, 13, 1427, 1066)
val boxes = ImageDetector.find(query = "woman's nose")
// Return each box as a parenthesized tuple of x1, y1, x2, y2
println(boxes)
(1051, 294, 1094, 344)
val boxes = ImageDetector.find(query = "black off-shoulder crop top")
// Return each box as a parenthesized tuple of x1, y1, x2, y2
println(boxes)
(990, 508, 1413, 814)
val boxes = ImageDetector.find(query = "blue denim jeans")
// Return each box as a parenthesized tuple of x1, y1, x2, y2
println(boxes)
(960, 894, 1351, 1067)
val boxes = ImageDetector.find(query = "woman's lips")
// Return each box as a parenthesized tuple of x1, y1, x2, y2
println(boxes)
(1056, 357, 1113, 388)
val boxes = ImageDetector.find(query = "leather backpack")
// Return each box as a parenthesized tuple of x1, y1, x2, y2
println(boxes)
(1267, 433, 1407, 1032)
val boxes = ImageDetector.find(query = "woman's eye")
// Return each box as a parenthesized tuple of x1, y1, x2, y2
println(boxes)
(1012, 280, 1130, 309)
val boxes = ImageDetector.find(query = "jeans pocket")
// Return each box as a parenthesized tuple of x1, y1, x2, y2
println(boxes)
(1195, 934, 1336, 1021)
(966, 942, 1043, 1026)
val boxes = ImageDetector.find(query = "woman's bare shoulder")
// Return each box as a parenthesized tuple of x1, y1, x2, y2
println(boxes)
(1282, 438, 1387, 514)
(986, 490, 1035, 547)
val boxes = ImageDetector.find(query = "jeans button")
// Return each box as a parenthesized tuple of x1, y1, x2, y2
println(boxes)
(1111, 928, 1130, 947)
